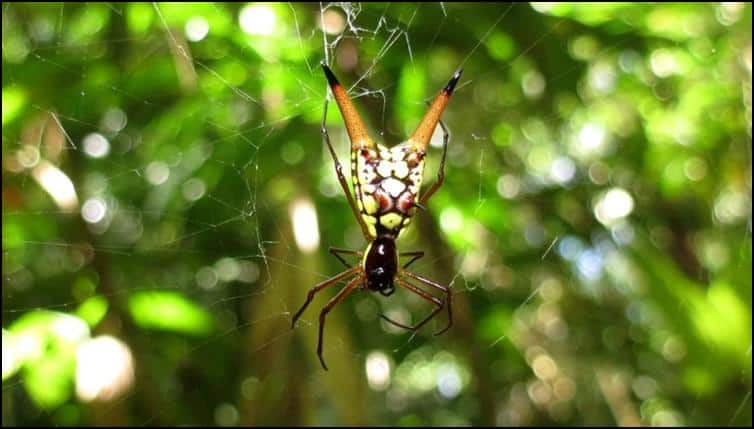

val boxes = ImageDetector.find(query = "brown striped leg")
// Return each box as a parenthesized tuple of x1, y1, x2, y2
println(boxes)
(329, 246, 362, 269)
(401, 270, 453, 336)
(317, 275, 362, 370)
(291, 266, 359, 329)
(379, 277, 445, 334)
(400, 251, 425, 269)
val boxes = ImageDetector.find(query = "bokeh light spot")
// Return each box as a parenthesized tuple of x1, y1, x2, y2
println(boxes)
(366, 351, 391, 391)
(240, 4, 277, 36)
(83, 133, 110, 159)
(185, 16, 210, 42)
(81, 197, 107, 224)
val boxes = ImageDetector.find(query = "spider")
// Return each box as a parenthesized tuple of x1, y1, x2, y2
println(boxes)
(291, 62, 463, 370)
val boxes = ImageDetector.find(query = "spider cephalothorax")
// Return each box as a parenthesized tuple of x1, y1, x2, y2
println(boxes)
(292, 63, 462, 370)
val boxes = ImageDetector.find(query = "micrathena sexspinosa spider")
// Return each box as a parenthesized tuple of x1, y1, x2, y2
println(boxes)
(292, 63, 463, 370)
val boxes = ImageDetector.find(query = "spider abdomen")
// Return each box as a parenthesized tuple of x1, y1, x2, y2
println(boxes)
(352, 142, 426, 238)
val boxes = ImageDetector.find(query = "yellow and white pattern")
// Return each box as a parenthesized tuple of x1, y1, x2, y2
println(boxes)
(351, 142, 426, 239)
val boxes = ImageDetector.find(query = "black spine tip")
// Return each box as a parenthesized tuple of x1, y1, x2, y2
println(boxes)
(444, 68, 464, 95)
(321, 63, 340, 87)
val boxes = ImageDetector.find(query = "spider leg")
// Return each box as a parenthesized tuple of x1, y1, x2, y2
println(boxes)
(329, 246, 362, 269)
(291, 265, 359, 329)
(401, 270, 453, 336)
(419, 117, 450, 206)
(399, 251, 425, 269)
(380, 277, 445, 334)
(317, 275, 362, 371)
(321, 98, 373, 240)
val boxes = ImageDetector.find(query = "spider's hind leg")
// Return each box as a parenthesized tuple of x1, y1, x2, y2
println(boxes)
(402, 270, 453, 336)
(379, 277, 444, 333)
(379, 271, 453, 336)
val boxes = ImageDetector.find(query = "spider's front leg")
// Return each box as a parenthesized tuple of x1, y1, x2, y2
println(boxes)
(329, 246, 362, 269)
(291, 265, 359, 329)
(400, 250, 425, 269)
(321, 98, 373, 241)
(317, 275, 361, 371)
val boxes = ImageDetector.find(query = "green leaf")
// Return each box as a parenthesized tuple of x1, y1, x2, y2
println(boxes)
(8, 311, 90, 360)
(2, 330, 20, 381)
(1, 219, 25, 249)
(486, 32, 515, 61)
(2, 86, 27, 125)
(6, 311, 89, 410)
(76, 296, 109, 328)
(630, 238, 752, 394)
(128, 291, 214, 336)
(126, 3, 154, 35)
(23, 350, 75, 411)
(478, 309, 512, 346)
(396, 62, 427, 137)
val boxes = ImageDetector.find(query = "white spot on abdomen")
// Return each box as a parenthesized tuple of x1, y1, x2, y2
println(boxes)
(381, 177, 406, 198)
(393, 161, 409, 179)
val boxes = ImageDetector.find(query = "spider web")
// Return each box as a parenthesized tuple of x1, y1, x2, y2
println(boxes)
(2, 2, 751, 426)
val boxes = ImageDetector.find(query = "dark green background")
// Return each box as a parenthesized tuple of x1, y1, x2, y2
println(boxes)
(2, 2, 752, 426)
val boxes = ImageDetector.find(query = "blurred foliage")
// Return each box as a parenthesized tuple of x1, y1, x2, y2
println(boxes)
(2, 2, 752, 426)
